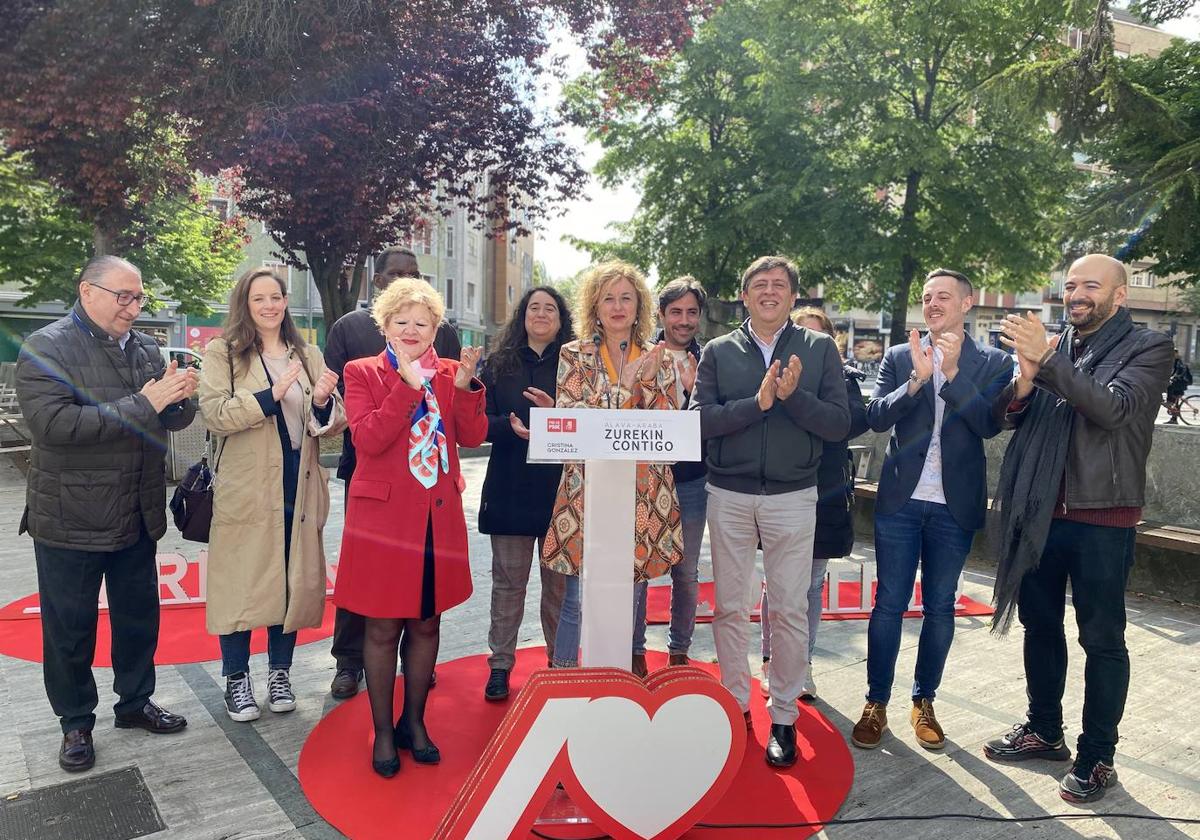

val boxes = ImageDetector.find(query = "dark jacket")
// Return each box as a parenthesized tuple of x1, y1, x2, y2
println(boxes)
(693, 321, 851, 494)
(995, 325, 1173, 509)
(16, 302, 196, 551)
(867, 330, 1013, 532)
(478, 344, 563, 536)
(1168, 357, 1192, 396)
(323, 306, 460, 481)
(814, 366, 872, 559)
(653, 329, 707, 485)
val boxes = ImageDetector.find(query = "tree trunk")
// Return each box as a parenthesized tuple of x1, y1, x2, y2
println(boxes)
(93, 223, 112, 257)
(310, 252, 354, 330)
(889, 168, 923, 346)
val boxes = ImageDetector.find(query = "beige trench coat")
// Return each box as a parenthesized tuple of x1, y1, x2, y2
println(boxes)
(198, 337, 347, 635)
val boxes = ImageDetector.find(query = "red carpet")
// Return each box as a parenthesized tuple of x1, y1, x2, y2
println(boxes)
(0, 593, 336, 666)
(646, 580, 994, 624)
(298, 647, 855, 840)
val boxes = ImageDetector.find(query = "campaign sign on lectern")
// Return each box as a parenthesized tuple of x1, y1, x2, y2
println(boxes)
(528, 407, 700, 669)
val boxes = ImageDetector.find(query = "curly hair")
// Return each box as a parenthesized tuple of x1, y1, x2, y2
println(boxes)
(371, 276, 445, 330)
(575, 260, 656, 348)
(487, 285, 576, 379)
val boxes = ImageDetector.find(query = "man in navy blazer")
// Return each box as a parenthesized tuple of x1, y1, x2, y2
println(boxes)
(851, 268, 1013, 752)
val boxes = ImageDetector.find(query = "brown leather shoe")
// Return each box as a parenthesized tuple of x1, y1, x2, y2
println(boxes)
(631, 653, 649, 679)
(911, 698, 945, 750)
(668, 653, 689, 666)
(851, 701, 888, 749)
(330, 669, 362, 700)
(58, 729, 95, 772)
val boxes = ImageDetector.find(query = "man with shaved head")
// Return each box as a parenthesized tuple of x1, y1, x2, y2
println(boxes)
(16, 255, 198, 772)
(985, 253, 1173, 803)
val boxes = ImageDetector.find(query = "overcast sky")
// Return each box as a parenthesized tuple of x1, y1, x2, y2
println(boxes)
(534, 8, 1200, 282)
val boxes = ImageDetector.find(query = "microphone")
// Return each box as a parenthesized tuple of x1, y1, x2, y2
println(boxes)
(613, 340, 629, 410)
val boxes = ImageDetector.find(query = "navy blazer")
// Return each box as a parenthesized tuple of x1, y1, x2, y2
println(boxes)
(866, 331, 1013, 532)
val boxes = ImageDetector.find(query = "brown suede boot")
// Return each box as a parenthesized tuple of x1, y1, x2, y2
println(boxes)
(911, 698, 945, 750)
(851, 701, 888, 749)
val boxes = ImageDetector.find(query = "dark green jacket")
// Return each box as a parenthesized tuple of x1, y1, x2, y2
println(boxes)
(692, 321, 850, 494)
(16, 302, 196, 551)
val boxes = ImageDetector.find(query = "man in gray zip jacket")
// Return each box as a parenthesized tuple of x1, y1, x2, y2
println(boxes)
(691, 255, 850, 768)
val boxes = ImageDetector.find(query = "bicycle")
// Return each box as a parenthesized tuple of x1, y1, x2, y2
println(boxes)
(1162, 393, 1199, 425)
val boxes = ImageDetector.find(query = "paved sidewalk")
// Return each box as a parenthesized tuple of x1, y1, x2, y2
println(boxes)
(0, 453, 1196, 839)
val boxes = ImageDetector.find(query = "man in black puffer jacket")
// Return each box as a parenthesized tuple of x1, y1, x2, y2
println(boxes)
(17, 256, 197, 773)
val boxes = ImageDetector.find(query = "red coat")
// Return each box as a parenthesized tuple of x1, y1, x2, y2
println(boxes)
(333, 352, 487, 618)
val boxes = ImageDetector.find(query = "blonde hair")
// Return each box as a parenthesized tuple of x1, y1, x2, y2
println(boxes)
(371, 277, 445, 330)
(793, 306, 835, 337)
(576, 260, 655, 348)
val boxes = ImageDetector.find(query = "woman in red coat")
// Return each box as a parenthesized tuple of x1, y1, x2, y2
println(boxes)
(334, 277, 486, 777)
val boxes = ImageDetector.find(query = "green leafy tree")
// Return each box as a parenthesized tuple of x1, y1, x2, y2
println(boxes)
(0, 149, 244, 313)
(577, 0, 1083, 343)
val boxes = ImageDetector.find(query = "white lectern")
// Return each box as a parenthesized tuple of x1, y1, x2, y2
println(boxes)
(528, 407, 701, 670)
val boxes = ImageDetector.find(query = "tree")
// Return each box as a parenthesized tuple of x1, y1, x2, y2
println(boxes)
(576, 0, 1083, 343)
(0, 148, 245, 313)
(1068, 40, 1200, 282)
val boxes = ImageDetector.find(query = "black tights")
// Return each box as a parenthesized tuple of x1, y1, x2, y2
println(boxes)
(364, 615, 441, 763)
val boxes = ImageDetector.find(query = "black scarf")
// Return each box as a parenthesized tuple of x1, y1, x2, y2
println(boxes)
(989, 307, 1134, 634)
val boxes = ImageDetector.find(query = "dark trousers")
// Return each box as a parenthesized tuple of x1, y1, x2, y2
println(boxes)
(1019, 518, 1135, 765)
(34, 528, 159, 734)
(332, 479, 365, 671)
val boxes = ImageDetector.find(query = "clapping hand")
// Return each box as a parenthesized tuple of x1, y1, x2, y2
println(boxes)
(676, 354, 697, 393)
(775, 354, 802, 401)
(313, 369, 339, 406)
(271, 360, 304, 401)
(907, 329, 935, 395)
(390, 339, 423, 389)
(456, 346, 482, 391)
(141, 360, 193, 412)
(935, 330, 963, 381)
(523, 386, 554, 408)
(757, 360, 781, 411)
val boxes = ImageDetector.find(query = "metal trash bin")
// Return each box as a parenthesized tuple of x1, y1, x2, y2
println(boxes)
(167, 414, 208, 482)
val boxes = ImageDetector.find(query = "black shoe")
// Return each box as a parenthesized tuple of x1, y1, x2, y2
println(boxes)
(114, 700, 187, 734)
(766, 723, 797, 768)
(394, 719, 441, 764)
(58, 729, 95, 772)
(372, 753, 401, 778)
(330, 668, 362, 700)
(984, 722, 1071, 763)
(484, 668, 510, 701)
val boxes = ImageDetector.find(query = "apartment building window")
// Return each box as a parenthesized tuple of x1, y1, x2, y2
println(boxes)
(467, 232, 478, 259)
(522, 253, 533, 288)
(466, 281, 478, 313)
(421, 273, 436, 289)
(413, 226, 433, 256)
(207, 198, 230, 221)
(1129, 270, 1155, 288)
(508, 237, 517, 263)
(445, 225, 455, 258)
(444, 277, 455, 310)
(507, 286, 514, 305)
(263, 260, 292, 293)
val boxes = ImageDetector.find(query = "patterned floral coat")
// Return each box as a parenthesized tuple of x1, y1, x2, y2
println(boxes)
(540, 338, 684, 581)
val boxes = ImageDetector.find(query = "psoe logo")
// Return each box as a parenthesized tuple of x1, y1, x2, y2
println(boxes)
(546, 418, 578, 433)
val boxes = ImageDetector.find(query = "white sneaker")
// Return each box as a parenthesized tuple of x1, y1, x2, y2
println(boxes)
(266, 668, 297, 713)
(759, 660, 770, 698)
(800, 670, 817, 702)
(224, 673, 260, 722)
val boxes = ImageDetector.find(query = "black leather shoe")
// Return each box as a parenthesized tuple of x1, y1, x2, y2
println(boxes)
(330, 669, 362, 700)
(58, 729, 95, 772)
(484, 668, 510, 701)
(394, 719, 441, 764)
(766, 723, 797, 768)
(114, 700, 187, 734)
(372, 754, 401, 778)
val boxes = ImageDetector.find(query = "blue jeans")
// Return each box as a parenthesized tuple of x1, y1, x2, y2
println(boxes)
(219, 625, 296, 677)
(866, 498, 974, 704)
(760, 557, 829, 662)
(1019, 519, 1134, 765)
(633, 476, 707, 655)
(553, 574, 582, 667)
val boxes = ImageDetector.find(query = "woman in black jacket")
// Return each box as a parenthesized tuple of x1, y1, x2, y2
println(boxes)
(761, 307, 870, 701)
(479, 286, 576, 701)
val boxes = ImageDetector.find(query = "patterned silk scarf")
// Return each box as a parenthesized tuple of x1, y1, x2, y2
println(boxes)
(386, 344, 449, 489)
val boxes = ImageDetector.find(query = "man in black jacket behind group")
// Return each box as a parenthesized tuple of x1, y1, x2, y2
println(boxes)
(16, 256, 197, 772)
(323, 246, 460, 699)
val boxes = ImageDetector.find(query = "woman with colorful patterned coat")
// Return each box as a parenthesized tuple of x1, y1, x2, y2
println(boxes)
(541, 260, 684, 674)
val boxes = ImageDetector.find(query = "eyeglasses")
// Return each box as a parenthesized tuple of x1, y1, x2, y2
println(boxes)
(89, 282, 148, 307)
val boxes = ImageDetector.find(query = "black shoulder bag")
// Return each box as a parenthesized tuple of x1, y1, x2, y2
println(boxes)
(170, 348, 234, 542)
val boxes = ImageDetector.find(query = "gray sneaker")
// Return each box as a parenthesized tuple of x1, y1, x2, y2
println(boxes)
(266, 668, 297, 713)
(224, 673, 260, 722)
(984, 722, 1071, 762)
(1059, 759, 1117, 803)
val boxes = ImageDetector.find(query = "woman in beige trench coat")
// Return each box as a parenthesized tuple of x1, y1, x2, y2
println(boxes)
(199, 268, 346, 723)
